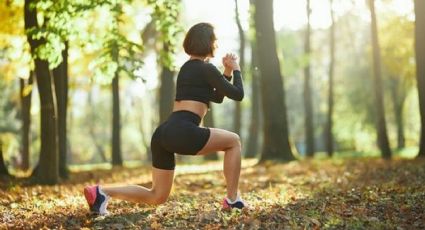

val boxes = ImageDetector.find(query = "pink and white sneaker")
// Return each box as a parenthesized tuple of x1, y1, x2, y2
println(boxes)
(222, 195, 246, 209)
(83, 185, 110, 215)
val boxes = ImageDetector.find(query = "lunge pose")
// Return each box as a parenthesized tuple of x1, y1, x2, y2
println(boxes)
(84, 22, 245, 215)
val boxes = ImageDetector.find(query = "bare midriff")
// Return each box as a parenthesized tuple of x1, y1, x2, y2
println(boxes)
(173, 100, 208, 119)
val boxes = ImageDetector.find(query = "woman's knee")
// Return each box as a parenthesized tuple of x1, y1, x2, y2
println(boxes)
(149, 190, 169, 205)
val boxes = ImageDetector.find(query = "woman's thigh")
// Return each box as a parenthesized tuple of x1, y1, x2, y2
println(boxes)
(197, 128, 240, 155)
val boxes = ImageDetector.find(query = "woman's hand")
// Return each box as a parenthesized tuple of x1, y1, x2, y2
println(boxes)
(222, 53, 240, 71)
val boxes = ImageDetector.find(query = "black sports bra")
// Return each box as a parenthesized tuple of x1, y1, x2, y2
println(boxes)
(175, 59, 244, 106)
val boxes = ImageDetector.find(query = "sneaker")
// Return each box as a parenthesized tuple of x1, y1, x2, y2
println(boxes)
(222, 196, 246, 209)
(84, 185, 109, 215)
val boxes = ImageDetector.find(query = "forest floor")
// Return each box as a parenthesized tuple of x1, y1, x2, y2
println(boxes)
(1, 157, 425, 229)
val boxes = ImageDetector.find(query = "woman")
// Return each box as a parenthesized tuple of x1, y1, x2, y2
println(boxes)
(84, 22, 245, 215)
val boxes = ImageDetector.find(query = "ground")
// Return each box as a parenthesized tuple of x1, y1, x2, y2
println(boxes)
(1, 157, 424, 229)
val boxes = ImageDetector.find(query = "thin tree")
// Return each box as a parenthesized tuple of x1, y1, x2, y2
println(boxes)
(245, 39, 261, 158)
(368, 0, 392, 159)
(111, 40, 123, 166)
(414, 0, 425, 158)
(25, 0, 59, 184)
(0, 140, 9, 176)
(52, 42, 69, 178)
(304, 0, 315, 157)
(204, 107, 219, 160)
(233, 0, 245, 135)
(19, 72, 33, 170)
(326, 0, 335, 157)
(253, 0, 295, 162)
(159, 44, 175, 124)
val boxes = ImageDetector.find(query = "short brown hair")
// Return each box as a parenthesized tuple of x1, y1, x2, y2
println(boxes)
(183, 23, 216, 57)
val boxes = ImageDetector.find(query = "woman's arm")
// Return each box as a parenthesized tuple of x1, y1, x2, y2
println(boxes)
(206, 64, 244, 102)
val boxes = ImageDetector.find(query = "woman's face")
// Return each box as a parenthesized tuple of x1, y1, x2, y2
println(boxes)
(210, 40, 218, 57)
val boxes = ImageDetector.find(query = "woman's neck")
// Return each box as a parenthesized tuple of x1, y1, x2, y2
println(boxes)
(190, 56, 208, 62)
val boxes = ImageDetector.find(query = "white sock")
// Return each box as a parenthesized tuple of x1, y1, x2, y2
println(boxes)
(226, 194, 241, 204)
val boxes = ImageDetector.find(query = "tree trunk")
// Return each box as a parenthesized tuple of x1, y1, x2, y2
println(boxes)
(389, 78, 406, 149)
(52, 42, 69, 179)
(245, 30, 261, 158)
(112, 72, 123, 166)
(87, 90, 108, 162)
(25, 0, 59, 184)
(159, 45, 175, 124)
(254, 0, 295, 162)
(326, 0, 335, 157)
(204, 108, 219, 160)
(369, 0, 392, 159)
(414, 0, 425, 158)
(304, 0, 315, 157)
(0, 140, 9, 176)
(233, 0, 244, 136)
(20, 73, 33, 170)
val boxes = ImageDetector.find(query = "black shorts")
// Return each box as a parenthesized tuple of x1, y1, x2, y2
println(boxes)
(150, 110, 211, 170)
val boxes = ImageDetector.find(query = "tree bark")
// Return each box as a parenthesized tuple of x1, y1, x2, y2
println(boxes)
(25, 0, 59, 184)
(304, 0, 315, 157)
(20, 73, 33, 170)
(245, 27, 261, 158)
(326, 0, 335, 157)
(159, 44, 175, 124)
(52, 42, 69, 179)
(389, 78, 406, 149)
(0, 140, 9, 176)
(254, 0, 295, 162)
(233, 0, 244, 136)
(414, 0, 425, 158)
(204, 108, 219, 160)
(369, 0, 392, 159)
(112, 72, 123, 166)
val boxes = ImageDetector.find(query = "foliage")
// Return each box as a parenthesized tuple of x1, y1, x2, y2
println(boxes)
(147, 0, 183, 70)
(1, 158, 424, 229)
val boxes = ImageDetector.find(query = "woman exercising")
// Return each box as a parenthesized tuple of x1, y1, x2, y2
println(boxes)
(84, 22, 245, 215)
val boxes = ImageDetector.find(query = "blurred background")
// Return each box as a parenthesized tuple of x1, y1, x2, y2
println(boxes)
(0, 0, 424, 184)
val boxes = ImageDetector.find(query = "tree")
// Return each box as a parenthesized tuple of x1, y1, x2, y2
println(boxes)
(159, 45, 175, 124)
(304, 0, 315, 157)
(233, 0, 245, 135)
(20, 73, 33, 170)
(380, 15, 414, 150)
(326, 0, 336, 157)
(414, 0, 425, 158)
(25, 0, 59, 184)
(52, 43, 69, 178)
(253, 0, 295, 162)
(0, 139, 9, 176)
(368, 0, 392, 159)
(245, 36, 261, 158)
(204, 108, 219, 160)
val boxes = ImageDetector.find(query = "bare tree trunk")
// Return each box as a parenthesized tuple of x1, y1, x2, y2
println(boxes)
(414, 0, 425, 158)
(20, 73, 33, 170)
(326, 0, 335, 157)
(25, 0, 59, 184)
(112, 71, 123, 166)
(389, 78, 406, 149)
(233, 0, 245, 135)
(254, 0, 295, 162)
(52, 42, 69, 179)
(369, 0, 392, 159)
(304, 0, 315, 157)
(204, 107, 219, 160)
(245, 28, 261, 158)
(0, 140, 9, 176)
(87, 90, 108, 162)
(159, 44, 175, 124)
